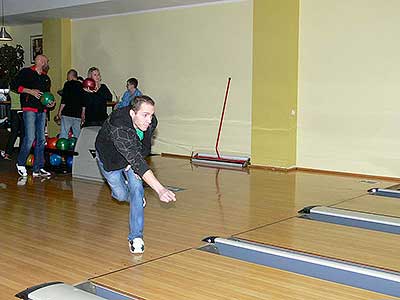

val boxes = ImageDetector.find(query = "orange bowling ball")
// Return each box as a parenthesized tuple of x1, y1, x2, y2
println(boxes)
(46, 137, 58, 149)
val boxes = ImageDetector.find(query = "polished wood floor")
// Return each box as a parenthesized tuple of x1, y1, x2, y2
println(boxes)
(0, 156, 399, 299)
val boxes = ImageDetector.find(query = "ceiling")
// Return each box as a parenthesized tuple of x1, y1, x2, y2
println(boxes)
(2, 0, 230, 25)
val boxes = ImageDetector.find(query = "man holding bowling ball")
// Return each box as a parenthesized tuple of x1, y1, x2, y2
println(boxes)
(13, 54, 54, 178)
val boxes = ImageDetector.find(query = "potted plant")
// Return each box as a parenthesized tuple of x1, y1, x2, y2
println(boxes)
(0, 44, 24, 89)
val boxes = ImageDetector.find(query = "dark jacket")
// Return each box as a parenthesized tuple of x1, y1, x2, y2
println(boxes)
(61, 80, 85, 118)
(95, 106, 156, 175)
(83, 84, 112, 126)
(13, 66, 51, 112)
(142, 114, 158, 157)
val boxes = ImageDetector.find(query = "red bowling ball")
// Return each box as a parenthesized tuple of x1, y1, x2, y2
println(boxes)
(82, 78, 96, 91)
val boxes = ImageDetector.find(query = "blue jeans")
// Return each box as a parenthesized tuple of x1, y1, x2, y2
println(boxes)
(60, 115, 81, 139)
(17, 111, 46, 173)
(97, 157, 144, 241)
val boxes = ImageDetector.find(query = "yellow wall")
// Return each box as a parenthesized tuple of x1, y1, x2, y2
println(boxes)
(297, 0, 400, 177)
(72, 1, 253, 156)
(251, 0, 299, 168)
(43, 18, 71, 137)
(6, 23, 42, 67)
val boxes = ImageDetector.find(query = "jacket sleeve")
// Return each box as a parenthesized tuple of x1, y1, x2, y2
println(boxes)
(14, 68, 29, 93)
(99, 84, 113, 102)
(60, 82, 68, 104)
(141, 114, 158, 157)
(110, 126, 150, 177)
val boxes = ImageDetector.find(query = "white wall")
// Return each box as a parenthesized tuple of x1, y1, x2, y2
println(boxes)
(297, 0, 400, 177)
(72, 1, 253, 156)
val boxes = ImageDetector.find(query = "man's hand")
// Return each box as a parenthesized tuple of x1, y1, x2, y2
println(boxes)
(83, 87, 94, 93)
(158, 187, 176, 203)
(46, 101, 56, 108)
(28, 89, 42, 99)
(83, 86, 98, 93)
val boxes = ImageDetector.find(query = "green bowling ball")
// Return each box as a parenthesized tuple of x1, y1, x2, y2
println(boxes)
(56, 138, 69, 151)
(40, 92, 55, 106)
(68, 137, 77, 150)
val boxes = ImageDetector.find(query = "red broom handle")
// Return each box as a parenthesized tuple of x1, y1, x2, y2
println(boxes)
(215, 77, 231, 158)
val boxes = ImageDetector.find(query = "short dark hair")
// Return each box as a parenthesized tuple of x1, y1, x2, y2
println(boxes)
(67, 69, 78, 78)
(127, 77, 138, 88)
(130, 95, 155, 112)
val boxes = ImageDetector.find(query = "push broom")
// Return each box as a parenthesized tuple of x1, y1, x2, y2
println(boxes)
(191, 77, 250, 168)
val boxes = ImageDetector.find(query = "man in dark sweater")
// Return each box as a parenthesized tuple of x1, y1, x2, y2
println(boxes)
(14, 55, 54, 178)
(95, 95, 175, 254)
(56, 69, 85, 138)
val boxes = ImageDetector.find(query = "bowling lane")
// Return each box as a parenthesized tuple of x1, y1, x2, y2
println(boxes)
(334, 194, 400, 218)
(92, 249, 396, 300)
(235, 217, 400, 273)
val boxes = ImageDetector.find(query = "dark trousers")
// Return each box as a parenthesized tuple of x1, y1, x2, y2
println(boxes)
(5, 110, 24, 155)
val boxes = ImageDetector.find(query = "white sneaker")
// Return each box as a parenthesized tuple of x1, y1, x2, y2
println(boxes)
(32, 169, 51, 177)
(16, 164, 27, 177)
(129, 238, 144, 254)
(17, 177, 27, 186)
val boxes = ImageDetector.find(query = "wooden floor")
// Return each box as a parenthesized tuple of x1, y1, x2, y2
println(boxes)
(334, 194, 400, 217)
(0, 156, 399, 299)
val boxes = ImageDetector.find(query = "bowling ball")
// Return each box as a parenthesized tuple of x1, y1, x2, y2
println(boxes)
(26, 154, 34, 167)
(56, 138, 69, 151)
(46, 137, 58, 149)
(82, 78, 96, 91)
(40, 92, 55, 106)
(49, 154, 62, 166)
(68, 137, 77, 150)
(66, 156, 73, 170)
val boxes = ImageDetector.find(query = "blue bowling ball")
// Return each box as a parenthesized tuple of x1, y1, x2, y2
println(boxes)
(66, 156, 73, 170)
(49, 154, 62, 166)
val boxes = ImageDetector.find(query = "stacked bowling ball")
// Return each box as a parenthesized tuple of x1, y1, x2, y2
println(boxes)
(66, 156, 73, 171)
(68, 137, 77, 150)
(46, 137, 58, 149)
(26, 154, 34, 167)
(49, 154, 62, 166)
(56, 138, 69, 151)
(43, 136, 77, 173)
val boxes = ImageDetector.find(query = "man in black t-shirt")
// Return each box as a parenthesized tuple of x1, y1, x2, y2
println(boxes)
(57, 69, 85, 138)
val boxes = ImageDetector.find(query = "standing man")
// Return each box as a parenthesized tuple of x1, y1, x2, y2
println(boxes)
(56, 69, 85, 138)
(95, 95, 175, 254)
(14, 55, 54, 177)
